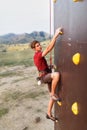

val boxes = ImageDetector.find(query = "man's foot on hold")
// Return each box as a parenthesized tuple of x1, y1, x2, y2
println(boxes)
(51, 94, 62, 101)
(46, 114, 58, 122)
(51, 95, 62, 106)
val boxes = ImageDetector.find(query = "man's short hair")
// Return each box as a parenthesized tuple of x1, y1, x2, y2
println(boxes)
(30, 40, 40, 49)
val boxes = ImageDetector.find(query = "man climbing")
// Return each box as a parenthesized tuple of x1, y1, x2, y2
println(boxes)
(30, 27, 62, 121)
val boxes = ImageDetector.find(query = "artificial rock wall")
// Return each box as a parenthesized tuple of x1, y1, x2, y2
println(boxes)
(54, 0, 87, 130)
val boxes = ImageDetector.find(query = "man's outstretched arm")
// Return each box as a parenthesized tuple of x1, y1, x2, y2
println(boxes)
(42, 27, 62, 57)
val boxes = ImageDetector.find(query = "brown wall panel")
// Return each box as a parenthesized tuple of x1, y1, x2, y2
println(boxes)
(54, 0, 87, 130)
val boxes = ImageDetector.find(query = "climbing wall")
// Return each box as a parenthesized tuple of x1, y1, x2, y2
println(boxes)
(53, 0, 87, 130)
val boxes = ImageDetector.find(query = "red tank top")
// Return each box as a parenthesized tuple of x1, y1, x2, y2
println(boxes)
(34, 51, 48, 71)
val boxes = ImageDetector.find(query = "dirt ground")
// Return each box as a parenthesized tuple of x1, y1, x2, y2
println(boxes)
(0, 66, 54, 130)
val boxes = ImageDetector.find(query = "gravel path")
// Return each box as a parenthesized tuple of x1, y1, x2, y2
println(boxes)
(0, 66, 54, 130)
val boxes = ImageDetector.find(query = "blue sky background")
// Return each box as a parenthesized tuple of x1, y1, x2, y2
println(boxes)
(0, 0, 54, 35)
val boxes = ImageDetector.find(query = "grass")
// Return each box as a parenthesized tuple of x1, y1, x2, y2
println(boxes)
(24, 91, 46, 99)
(0, 41, 54, 67)
(12, 77, 29, 83)
(0, 82, 7, 86)
(36, 109, 42, 113)
(3, 90, 47, 103)
(0, 71, 18, 78)
(0, 108, 9, 118)
(0, 44, 31, 67)
(0, 48, 34, 67)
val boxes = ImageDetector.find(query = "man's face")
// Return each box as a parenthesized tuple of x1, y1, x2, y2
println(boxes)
(34, 43, 42, 51)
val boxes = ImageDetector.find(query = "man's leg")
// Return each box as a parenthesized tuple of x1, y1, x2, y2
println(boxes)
(47, 97, 59, 121)
(46, 73, 60, 119)
(47, 83, 51, 94)
(47, 98, 55, 116)
(51, 72, 60, 96)
(42, 73, 60, 120)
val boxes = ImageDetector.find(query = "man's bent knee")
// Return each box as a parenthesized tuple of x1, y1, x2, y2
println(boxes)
(55, 72, 60, 80)
(51, 72, 60, 80)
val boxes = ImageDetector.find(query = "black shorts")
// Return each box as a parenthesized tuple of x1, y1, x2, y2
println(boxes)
(41, 73, 52, 84)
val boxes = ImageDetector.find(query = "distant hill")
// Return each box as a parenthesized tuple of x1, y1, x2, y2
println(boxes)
(0, 31, 51, 44)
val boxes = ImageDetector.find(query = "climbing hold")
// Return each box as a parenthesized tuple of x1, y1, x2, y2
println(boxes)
(73, 0, 79, 2)
(59, 31, 63, 35)
(72, 53, 81, 65)
(57, 101, 62, 106)
(71, 102, 79, 115)
(53, 0, 57, 3)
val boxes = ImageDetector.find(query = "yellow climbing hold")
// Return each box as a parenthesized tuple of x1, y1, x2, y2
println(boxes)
(71, 102, 79, 115)
(72, 53, 81, 65)
(53, 0, 57, 3)
(59, 31, 63, 35)
(57, 101, 62, 106)
(73, 0, 79, 2)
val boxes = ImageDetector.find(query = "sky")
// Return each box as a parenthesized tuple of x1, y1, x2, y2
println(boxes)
(0, 0, 54, 35)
